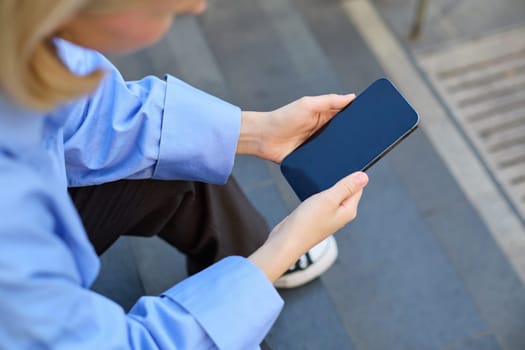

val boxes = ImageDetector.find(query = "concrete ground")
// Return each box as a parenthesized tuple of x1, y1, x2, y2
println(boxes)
(92, 0, 525, 349)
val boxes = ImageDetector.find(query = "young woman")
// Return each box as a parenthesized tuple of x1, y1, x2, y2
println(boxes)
(0, 0, 368, 348)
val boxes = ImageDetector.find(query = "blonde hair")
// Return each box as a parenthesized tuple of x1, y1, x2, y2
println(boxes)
(0, 0, 140, 111)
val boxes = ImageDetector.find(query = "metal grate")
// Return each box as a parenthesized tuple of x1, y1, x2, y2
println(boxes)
(418, 26, 525, 218)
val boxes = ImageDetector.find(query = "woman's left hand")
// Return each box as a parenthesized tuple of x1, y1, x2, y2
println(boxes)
(237, 93, 356, 163)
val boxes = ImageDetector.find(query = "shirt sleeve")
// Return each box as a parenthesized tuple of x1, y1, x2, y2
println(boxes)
(58, 40, 241, 186)
(0, 154, 283, 349)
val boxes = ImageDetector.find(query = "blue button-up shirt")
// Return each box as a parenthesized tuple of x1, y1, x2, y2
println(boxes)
(0, 40, 283, 349)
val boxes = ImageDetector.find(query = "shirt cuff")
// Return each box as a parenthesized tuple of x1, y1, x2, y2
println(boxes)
(162, 256, 284, 350)
(153, 76, 241, 184)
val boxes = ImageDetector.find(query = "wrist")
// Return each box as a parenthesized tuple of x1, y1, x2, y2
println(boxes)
(237, 111, 262, 156)
(248, 225, 306, 283)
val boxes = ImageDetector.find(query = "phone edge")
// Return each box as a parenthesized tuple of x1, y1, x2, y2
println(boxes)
(361, 121, 420, 172)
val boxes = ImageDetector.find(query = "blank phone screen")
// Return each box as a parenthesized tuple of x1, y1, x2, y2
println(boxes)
(280, 78, 419, 201)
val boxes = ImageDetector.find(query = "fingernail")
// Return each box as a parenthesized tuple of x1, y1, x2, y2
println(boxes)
(353, 172, 369, 187)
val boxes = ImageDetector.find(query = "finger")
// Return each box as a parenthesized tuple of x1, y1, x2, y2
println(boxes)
(318, 94, 357, 124)
(302, 93, 356, 112)
(328, 171, 368, 203)
(322, 93, 356, 111)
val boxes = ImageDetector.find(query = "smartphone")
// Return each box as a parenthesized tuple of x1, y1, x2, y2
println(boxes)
(280, 78, 419, 201)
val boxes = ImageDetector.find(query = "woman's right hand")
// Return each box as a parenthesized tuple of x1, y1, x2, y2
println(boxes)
(249, 171, 369, 283)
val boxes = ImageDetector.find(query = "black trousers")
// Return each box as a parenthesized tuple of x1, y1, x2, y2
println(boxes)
(69, 176, 273, 349)
(68, 176, 269, 275)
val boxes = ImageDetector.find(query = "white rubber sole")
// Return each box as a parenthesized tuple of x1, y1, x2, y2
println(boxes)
(274, 236, 338, 289)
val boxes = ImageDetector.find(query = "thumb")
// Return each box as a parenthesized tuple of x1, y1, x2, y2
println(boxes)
(329, 172, 368, 227)
(325, 93, 356, 111)
(328, 171, 369, 204)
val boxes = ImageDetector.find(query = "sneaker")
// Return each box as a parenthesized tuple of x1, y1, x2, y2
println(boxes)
(274, 236, 338, 289)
